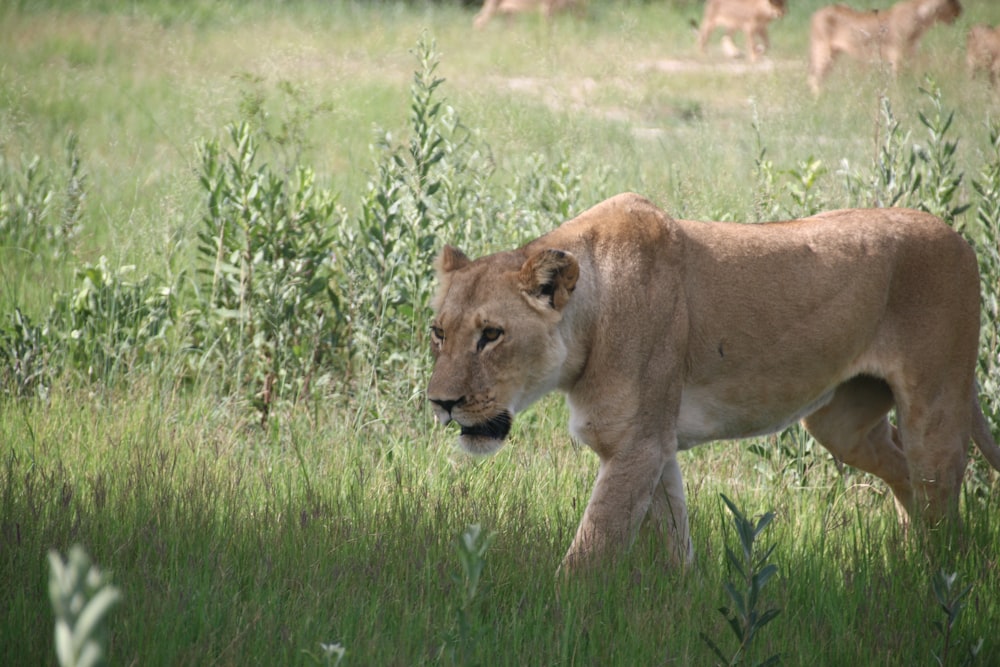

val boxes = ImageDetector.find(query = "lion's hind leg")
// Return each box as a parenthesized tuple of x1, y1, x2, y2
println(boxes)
(803, 375, 913, 509)
(893, 383, 971, 523)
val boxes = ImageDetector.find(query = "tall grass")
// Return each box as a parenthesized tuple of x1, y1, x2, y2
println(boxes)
(4, 380, 998, 665)
(2, 0, 999, 664)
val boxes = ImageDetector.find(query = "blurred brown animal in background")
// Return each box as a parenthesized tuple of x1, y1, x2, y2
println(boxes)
(473, 0, 578, 29)
(697, 0, 787, 62)
(967, 24, 1000, 86)
(808, 0, 962, 94)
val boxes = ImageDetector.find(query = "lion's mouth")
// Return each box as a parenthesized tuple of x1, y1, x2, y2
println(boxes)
(459, 411, 513, 441)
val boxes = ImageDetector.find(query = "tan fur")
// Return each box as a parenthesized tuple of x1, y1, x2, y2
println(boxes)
(697, 0, 787, 62)
(473, 0, 578, 29)
(427, 192, 1000, 572)
(967, 24, 1000, 86)
(808, 0, 962, 94)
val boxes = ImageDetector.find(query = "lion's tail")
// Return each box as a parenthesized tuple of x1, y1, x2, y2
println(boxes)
(972, 396, 1000, 472)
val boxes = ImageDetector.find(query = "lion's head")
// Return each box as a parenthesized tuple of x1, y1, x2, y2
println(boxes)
(929, 0, 962, 25)
(426, 244, 579, 455)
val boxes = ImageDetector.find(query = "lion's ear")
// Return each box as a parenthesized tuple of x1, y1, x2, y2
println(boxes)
(436, 245, 471, 274)
(432, 245, 472, 313)
(519, 249, 579, 311)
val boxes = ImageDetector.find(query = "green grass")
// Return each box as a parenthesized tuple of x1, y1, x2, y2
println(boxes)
(5, 383, 998, 664)
(3, 0, 1000, 664)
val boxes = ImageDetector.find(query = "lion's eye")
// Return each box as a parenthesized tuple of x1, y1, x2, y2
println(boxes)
(430, 326, 445, 343)
(482, 327, 503, 342)
(477, 326, 503, 351)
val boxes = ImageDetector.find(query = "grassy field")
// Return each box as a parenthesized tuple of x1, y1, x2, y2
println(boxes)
(3, 0, 1000, 664)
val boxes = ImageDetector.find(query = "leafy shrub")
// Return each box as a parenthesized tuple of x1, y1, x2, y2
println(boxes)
(193, 121, 345, 425)
(48, 257, 177, 383)
(912, 83, 969, 225)
(840, 95, 920, 211)
(343, 35, 498, 396)
(1, 255, 176, 398)
(840, 82, 967, 224)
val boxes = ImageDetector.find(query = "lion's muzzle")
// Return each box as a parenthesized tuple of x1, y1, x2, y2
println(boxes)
(429, 395, 514, 455)
(459, 411, 513, 441)
(457, 411, 513, 455)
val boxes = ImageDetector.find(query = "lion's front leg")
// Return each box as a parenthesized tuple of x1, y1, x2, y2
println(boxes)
(560, 443, 670, 572)
(643, 456, 693, 566)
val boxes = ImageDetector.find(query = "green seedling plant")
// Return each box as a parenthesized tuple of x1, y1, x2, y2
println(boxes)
(782, 157, 828, 218)
(750, 109, 780, 223)
(48, 546, 121, 667)
(750, 110, 828, 221)
(702, 494, 781, 667)
(444, 523, 496, 666)
(931, 569, 982, 666)
(302, 641, 346, 666)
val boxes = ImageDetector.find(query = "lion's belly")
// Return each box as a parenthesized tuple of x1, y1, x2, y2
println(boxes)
(675, 385, 835, 449)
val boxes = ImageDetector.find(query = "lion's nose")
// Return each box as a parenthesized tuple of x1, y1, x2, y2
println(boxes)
(429, 397, 464, 426)
(430, 398, 461, 414)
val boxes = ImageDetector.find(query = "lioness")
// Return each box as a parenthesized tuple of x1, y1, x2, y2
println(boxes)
(967, 24, 1000, 86)
(427, 193, 1000, 572)
(697, 0, 787, 62)
(808, 0, 962, 94)
(473, 0, 578, 29)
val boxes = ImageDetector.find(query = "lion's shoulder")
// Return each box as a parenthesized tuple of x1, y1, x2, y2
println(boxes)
(529, 192, 677, 254)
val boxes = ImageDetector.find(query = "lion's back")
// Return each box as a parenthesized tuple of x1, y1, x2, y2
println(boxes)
(810, 4, 881, 52)
(704, 0, 785, 28)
